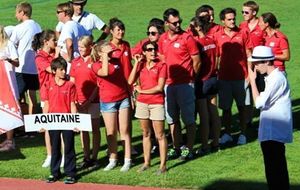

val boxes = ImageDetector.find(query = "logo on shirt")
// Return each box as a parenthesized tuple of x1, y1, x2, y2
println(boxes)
(124, 51, 129, 56)
(269, 42, 275, 47)
(88, 64, 92, 68)
(173, 43, 180, 48)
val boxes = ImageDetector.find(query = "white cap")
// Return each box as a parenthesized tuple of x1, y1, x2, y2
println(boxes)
(248, 46, 275, 62)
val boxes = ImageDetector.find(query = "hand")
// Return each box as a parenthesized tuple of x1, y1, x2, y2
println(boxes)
(134, 85, 142, 93)
(101, 45, 113, 54)
(73, 128, 80, 132)
(133, 54, 143, 64)
(39, 128, 46, 133)
(248, 65, 257, 84)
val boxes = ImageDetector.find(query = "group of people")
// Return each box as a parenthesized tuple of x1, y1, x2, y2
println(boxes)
(0, 0, 293, 189)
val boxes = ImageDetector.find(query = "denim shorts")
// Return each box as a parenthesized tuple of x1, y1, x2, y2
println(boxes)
(100, 98, 130, 113)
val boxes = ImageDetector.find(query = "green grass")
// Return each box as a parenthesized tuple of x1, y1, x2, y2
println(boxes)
(1, 0, 300, 189)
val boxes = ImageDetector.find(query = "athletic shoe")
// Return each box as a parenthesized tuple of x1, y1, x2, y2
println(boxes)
(103, 159, 117, 171)
(64, 176, 76, 184)
(120, 158, 131, 172)
(0, 139, 15, 152)
(167, 148, 179, 160)
(179, 147, 193, 161)
(79, 159, 94, 169)
(42, 156, 51, 168)
(237, 134, 247, 145)
(219, 133, 233, 144)
(195, 148, 210, 157)
(46, 175, 59, 183)
(156, 168, 167, 175)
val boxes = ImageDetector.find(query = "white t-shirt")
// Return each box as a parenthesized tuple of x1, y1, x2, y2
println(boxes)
(0, 41, 19, 99)
(4, 26, 15, 37)
(10, 19, 42, 74)
(57, 20, 89, 59)
(56, 11, 105, 35)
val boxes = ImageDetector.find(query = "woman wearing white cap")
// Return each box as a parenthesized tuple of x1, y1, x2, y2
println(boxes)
(248, 46, 292, 190)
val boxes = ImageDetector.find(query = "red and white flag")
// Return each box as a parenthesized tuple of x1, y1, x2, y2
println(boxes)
(0, 60, 23, 134)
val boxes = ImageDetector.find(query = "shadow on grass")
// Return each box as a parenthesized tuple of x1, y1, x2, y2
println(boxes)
(202, 179, 300, 190)
(0, 147, 25, 161)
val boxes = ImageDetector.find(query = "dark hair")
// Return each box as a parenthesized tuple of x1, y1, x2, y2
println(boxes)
(51, 57, 67, 71)
(243, 1, 259, 13)
(109, 17, 125, 31)
(195, 5, 213, 17)
(142, 41, 158, 52)
(147, 18, 165, 34)
(193, 15, 211, 34)
(219, 7, 236, 21)
(261, 12, 281, 29)
(163, 8, 180, 21)
(32, 30, 56, 51)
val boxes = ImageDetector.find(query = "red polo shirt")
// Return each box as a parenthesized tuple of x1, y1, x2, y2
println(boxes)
(239, 21, 265, 47)
(214, 27, 253, 80)
(158, 30, 199, 85)
(35, 50, 54, 101)
(206, 23, 222, 39)
(45, 78, 76, 113)
(136, 60, 167, 104)
(92, 61, 128, 103)
(70, 56, 99, 103)
(193, 36, 217, 81)
(131, 38, 149, 56)
(264, 31, 289, 71)
(110, 41, 132, 80)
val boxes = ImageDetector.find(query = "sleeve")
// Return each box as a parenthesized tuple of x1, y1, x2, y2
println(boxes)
(44, 81, 50, 101)
(91, 14, 106, 31)
(36, 55, 50, 72)
(70, 83, 77, 102)
(243, 30, 253, 50)
(9, 26, 20, 46)
(186, 35, 199, 56)
(279, 36, 289, 50)
(159, 63, 167, 79)
(7, 41, 18, 60)
(60, 24, 73, 41)
(55, 22, 64, 32)
(69, 61, 76, 77)
(92, 62, 101, 74)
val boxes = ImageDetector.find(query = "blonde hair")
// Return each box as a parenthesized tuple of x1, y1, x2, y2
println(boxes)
(91, 40, 109, 63)
(0, 25, 8, 50)
(56, 2, 74, 17)
(78, 35, 93, 48)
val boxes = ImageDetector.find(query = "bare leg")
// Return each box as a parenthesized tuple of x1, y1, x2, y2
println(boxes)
(197, 99, 210, 150)
(118, 108, 131, 159)
(139, 119, 152, 167)
(91, 118, 101, 160)
(208, 95, 221, 147)
(152, 120, 167, 171)
(102, 112, 118, 159)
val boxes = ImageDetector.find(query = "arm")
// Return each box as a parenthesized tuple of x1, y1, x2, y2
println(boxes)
(248, 66, 260, 104)
(135, 77, 166, 94)
(128, 54, 142, 85)
(275, 49, 290, 61)
(95, 25, 110, 43)
(43, 101, 49, 113)
(96, 45, 112, 77)
(192, 54, 201, 74)
(70, 102, 77, 113)
(6, 58, 19, 67)
(65, 38, 73, 62)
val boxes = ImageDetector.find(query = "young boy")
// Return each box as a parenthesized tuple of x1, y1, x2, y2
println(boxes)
(44, 57, 77, 184)
(248, 46, 292, 190)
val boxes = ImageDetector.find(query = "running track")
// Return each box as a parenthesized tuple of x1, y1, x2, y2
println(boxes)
(0, 178, 184, 190)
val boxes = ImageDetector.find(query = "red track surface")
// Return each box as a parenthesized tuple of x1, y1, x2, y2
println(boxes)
(0, 178, 183, 190)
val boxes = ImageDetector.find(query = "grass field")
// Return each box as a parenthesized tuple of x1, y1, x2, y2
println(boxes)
(1, 0, 300, 189)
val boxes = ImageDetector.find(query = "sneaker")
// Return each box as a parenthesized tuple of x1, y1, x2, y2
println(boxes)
(46, 175, 59, 183)
(0, 139, 9, 148)
(179, 147, 193, 161)
(151, 145, 158, 154)
(195, 148, 210, 157)
(156, 168, 167, 175)
(237, 134, 247, 145)
(60, 155, 65, 168)
(219, 133, 233, 144)
(0, 139, 15, 152)
(79, 159, 94, 169)
(103, 159, 117, 171)
(167, 148, 179, 160)
(64, 176, 76, 184)
(42, 156, 51, 168)
(120, 158, 131, 172)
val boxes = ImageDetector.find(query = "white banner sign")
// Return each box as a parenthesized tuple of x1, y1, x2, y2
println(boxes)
(24, 113, 92, 132)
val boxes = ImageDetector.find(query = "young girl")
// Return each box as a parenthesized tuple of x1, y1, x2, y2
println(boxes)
(69, 35, 100, 168)
(0, 25, 19, 152)
(128, 41, 167, 174)
(191, 16, 221, 154)
(92, 41, 132, 172)
(32, 29, 59, 167)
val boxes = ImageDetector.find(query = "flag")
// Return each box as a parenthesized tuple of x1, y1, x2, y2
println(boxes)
(0, 60, 23, 134)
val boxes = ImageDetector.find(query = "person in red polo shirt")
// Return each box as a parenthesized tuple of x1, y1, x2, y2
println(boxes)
(158, 8, 201, 160)
(128, 41, 167, 174)
(92, 41, 132, 172)
(258, 12, 290, 72)
(44, 57, 77, 184)
(214, 8, 253, 145)
(69, 35, 100, 168)
(32, 29, 59, 168)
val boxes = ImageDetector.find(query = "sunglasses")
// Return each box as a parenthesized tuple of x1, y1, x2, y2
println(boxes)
(147, 31, 158, 36)
(168, 19, 182, 26)
(56, 10, 65, 14)
(241, 11, 250, 15)
(145, 47, 157, 52)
